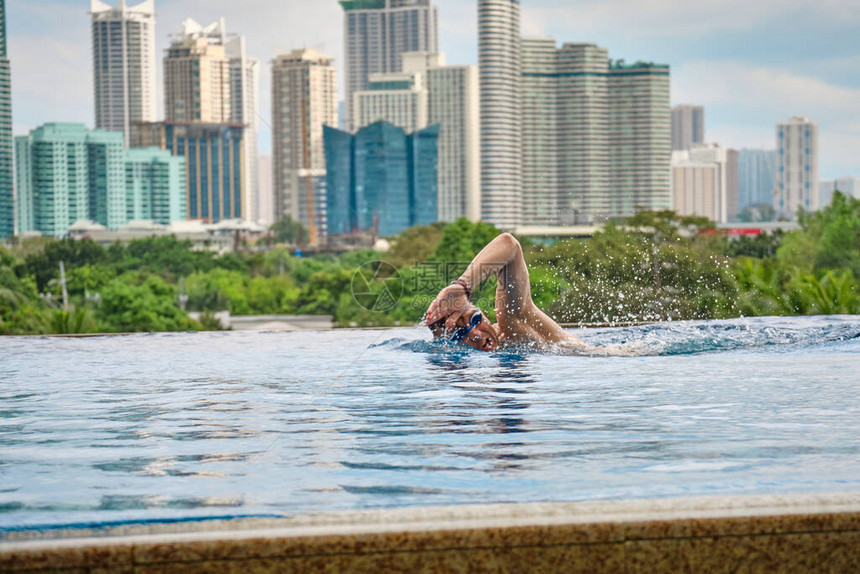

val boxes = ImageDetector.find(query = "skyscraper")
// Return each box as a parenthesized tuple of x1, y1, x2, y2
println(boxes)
(0, 0, 12, 238)
(521, 39, 610, 225)
(737, 149, 775, 212)
(90, 0, 157, 147)
(671, 105, 705, 151)
(125, 148, 186, 225)
(672, 143, 738, 223)
(354, 65, 429, 133)
(165, 18, 260, 223)
(479, 0, 522, 229)
(340, 0, 438, 131)
(271, 49, 338, 239)
(426, 59, 481, 222)
(354, 52, 480, 222)
(324, 121, 439, 237)
(775, 116, 819, 218)
(671, 159, 718, 222)
(15, 124, 125, 237)
(164, 30, 231, 123)
(131, 122, 245, 223)
(609, 62, 671, 217)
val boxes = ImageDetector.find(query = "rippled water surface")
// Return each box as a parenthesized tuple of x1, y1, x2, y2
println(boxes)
(1, 315, 859, 532)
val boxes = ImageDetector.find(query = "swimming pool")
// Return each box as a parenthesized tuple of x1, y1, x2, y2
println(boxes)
(1, 315, 859, 535)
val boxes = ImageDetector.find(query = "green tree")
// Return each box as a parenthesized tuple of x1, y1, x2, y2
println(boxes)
(270, 215, 308, 245)
(96, 273, 198, 333)
(0, 249, 50, 335)
(17, 239, 106, 292)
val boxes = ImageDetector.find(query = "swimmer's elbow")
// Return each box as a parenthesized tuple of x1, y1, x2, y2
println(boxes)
(496, 232, 522, 254)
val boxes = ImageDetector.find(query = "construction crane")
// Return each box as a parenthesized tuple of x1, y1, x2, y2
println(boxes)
(301, 99, 319, 247)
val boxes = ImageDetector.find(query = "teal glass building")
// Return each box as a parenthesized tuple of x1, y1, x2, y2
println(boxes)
(125, 148, 187, 225)
(324, 121, 438, 237)
(0, 0, 13, 238)
(15, 124, 187, 237)
(15, 124, 125, 237)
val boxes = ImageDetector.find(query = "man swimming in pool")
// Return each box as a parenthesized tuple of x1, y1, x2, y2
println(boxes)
(425, 232, 632, 355)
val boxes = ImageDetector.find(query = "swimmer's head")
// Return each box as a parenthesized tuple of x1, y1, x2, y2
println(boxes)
(427, 309, 499, 352)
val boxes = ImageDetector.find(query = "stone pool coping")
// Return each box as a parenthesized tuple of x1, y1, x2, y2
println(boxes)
(2, 492, 859, 572)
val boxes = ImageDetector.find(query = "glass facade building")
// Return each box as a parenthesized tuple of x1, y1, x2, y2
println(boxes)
(323, 126, 355, 235)
(125, 147, 187, 225)
(738, 149, 775, 212)
(324, 121, 438, 237)
(339, 0, 438, 131)
(15, 124, 125, 237)
(132, 121, 245, 223)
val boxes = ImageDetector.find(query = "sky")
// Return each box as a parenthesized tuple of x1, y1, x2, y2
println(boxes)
(7, 0, 860, 179)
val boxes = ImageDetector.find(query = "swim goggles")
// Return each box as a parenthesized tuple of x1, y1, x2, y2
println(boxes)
(449, 311, 482, 343)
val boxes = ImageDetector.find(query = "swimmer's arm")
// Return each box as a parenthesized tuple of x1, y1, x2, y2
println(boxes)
(426, 233, 531, 327)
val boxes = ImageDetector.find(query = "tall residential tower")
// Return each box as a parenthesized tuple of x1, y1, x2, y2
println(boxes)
(164, 18, 260, 222)
(775, 116, 818, 218)
(521, 40, 610, 225)
(479, 0, 522, 229)
(609, 62, 671, 217)
(271, 49, 338, 238)
(671, 104, 705, 151)
(0, 0, 12, 238)
(340, 0, 438, 131)
(90, 0, 157, 146)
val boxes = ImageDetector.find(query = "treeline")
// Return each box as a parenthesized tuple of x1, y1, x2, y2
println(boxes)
(1, 192, 858, 335)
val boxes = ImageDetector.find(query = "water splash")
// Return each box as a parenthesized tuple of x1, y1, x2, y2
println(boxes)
(377, 315, 860, 357)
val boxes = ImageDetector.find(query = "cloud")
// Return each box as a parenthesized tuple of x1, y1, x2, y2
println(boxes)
(521, 0, 860, 38)
(672, 61, 860, 122)
(672, 61, 860, 178)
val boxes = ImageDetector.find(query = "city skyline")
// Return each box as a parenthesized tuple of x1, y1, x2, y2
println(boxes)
(5, 0, 859, 181)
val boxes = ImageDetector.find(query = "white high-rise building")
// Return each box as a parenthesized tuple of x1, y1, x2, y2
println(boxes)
(775, 116, 819, 218)
(479, 0, 522, 229)
(426, 59, 480, 222)
(608, 62, 671, 218)
(340, 0, 438, 131)
(165, 18, 260, 222)
(90, 0, 157, 147)
(671, 157, 718, 222)
(819, 177, 860, 208)
(671, 144, 738, 223)
(671, 105, 705, 151)
(685, 143, 739, 223)
(354, 67, 429, 133)
(521, 39, 610, 225)
(354, 52, 480, 222)
(257, 155, 273, 226)
(271, 49, 338, 238)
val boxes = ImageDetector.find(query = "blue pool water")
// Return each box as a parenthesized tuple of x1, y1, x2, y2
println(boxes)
(1, 315, 859, 533)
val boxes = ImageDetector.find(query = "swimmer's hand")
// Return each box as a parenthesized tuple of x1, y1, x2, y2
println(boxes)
(425, 285, 473, 330)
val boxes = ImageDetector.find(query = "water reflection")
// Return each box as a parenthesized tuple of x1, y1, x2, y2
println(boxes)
(425, 351, 536, 471)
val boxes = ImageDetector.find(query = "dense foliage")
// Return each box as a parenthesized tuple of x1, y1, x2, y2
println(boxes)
(1, 192, 857, 335)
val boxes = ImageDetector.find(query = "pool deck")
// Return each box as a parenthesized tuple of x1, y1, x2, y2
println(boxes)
(1, 492, 859, 572)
